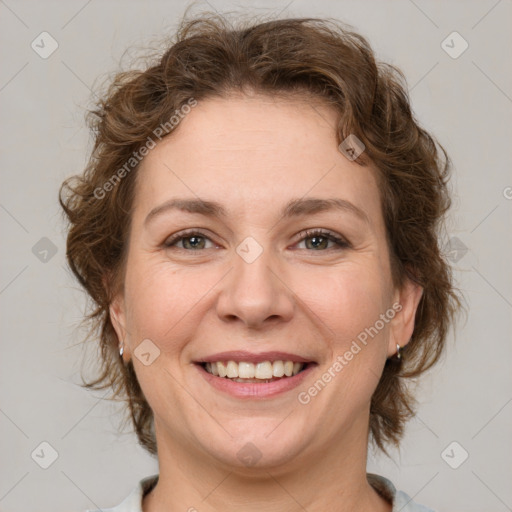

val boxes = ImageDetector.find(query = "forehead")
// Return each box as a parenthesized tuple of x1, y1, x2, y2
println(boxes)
(154, 93, 340, 161)
(133, 94, 382, 223)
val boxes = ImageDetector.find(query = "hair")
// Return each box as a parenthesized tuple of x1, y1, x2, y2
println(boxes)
(59, 12, 460, 456)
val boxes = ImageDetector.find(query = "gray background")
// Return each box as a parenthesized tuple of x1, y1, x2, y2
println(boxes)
(0, 1, 511, 511)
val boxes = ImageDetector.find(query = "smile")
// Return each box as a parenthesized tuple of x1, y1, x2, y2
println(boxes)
(194, 353, 316, 398)
(203, 360, 305, 382)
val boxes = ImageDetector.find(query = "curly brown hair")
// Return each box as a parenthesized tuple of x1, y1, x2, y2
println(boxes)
(59, 13, 460, 456)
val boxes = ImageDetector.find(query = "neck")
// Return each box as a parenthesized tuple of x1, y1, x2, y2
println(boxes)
(143, 416, 391, 512)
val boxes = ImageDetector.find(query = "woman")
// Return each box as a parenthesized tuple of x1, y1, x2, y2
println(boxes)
(60, 13, 459, 512)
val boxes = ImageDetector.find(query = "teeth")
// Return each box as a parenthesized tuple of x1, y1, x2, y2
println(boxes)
(238, 362, 255, 378)
(255, 361, 273, 379)
(204, 360, 305, 379)
(272, 360, 285, 377)
(231, 378, 275, 383)
(217, 361, 227, 378)
(284, 361, 294, 377)
(226, 361, 238, 378)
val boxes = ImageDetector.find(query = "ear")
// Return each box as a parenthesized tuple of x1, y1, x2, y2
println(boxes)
(109, 292, 129, 362)
(387, 277, 423, 358)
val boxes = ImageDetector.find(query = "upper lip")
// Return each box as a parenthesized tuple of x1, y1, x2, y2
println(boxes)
(195, 351, 315, 364)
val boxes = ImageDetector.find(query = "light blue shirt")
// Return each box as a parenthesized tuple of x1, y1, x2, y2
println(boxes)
(87, 473, 435, 511)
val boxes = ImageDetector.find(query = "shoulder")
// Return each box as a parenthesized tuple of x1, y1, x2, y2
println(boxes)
(368, 473, 437, 512)
(87, 473, 435, 512)
(85, 475, 158, 512)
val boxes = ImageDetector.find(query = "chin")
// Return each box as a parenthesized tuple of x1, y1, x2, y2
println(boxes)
(198, 422, 308, 471)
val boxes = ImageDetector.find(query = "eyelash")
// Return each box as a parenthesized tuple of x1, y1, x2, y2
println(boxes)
(163, 228, 350, 251)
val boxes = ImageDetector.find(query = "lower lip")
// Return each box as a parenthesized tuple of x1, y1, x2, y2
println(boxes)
(195, 363, 316, 399)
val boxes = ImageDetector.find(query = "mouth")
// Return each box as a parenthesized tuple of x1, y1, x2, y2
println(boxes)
(193, 351, 317, 398)
(198, 360, 310, 383)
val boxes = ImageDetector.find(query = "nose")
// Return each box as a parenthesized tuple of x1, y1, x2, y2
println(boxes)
(216, 246, 295, 329)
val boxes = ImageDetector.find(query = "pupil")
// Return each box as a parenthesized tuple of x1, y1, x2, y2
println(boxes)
(309, 236, 326, 249)
(186, 236, 203, 249)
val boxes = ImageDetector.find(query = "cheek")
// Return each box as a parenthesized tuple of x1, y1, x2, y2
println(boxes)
(123, 244, 394, 363)
(123, 259, 218, 353)
(307, 272, 392, 398)
(309, 266, 392, 399)
(291, 266, 393, 417)
(303, 262, 391, 343)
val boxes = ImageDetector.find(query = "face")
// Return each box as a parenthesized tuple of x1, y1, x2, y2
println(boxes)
(111, 93, 421, 471)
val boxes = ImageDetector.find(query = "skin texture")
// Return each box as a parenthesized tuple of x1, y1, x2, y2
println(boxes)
(110, 93, 422, 512)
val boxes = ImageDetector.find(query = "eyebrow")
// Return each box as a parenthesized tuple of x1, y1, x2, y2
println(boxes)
(144, 197, 370, 226)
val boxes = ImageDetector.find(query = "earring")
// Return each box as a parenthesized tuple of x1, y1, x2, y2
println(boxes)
(396, 343, 402, 360)
(119, 342, 124, 357)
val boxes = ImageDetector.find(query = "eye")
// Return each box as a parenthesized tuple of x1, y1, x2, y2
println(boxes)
(163, 230, 216, 250)
(163, 228, 350, 252)
(295, 229, 350, 251)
